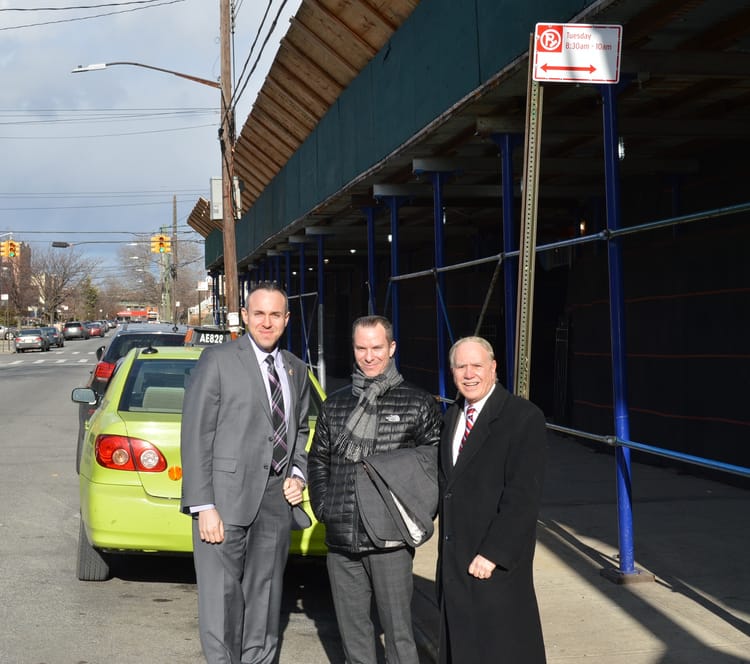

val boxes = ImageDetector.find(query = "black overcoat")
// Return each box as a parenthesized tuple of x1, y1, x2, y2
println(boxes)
(437, 383, 547, 663)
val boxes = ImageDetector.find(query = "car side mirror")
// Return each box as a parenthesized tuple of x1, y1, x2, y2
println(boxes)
(71, 387, 97, 405)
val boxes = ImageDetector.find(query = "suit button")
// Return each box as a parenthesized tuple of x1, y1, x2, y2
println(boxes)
(444, 534, 451, 541)
(444, 492, 452, 499)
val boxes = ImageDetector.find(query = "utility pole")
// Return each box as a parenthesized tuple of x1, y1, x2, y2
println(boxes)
(160, 225, 171, 323)
(220, 0, 239, 330)
(171, 195, 178, 324)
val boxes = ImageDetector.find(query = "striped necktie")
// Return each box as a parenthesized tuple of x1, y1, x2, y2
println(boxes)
(265, 355, 288, 473)
(458, 405, 476, 455)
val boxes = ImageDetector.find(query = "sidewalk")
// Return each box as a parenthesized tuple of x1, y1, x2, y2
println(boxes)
(411, 434, 750, 663)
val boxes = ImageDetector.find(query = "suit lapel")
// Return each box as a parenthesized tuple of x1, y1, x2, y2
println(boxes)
(449, 385, 510, 481)
(236, 335, 273, 424)
(441, 403, 461, 481)
(279, 350, 299, 441)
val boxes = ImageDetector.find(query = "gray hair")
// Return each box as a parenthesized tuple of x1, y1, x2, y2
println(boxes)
(448, 336, 495, 367)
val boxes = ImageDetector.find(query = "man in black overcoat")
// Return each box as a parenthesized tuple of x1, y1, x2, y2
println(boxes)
(437, 336, 547, 663)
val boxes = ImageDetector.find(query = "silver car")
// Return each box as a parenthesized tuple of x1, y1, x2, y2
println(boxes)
(14, 328, 51, 353)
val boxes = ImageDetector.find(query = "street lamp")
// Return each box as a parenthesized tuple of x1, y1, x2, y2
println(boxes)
(71, 4, 240, 331)
(72, 62, 220, 90)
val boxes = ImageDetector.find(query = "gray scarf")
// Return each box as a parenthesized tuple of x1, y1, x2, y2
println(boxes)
(332, 359, 404, 462)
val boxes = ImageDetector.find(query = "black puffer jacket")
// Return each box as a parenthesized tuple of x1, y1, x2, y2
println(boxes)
(308, 381, 441, 554)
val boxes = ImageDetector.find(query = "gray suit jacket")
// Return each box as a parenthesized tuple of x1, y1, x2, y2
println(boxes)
(180, 334, 310, 526)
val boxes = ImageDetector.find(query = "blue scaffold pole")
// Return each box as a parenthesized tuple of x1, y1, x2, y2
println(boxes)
(432, 171, 449, 405)
(602, 83, 636, 577)
(362, 206, 378, 314)
(495, 133, 520, 388)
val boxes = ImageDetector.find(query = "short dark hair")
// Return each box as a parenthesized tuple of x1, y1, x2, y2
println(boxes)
(352, 315, 393, 344)
(246, 281, 289, 312)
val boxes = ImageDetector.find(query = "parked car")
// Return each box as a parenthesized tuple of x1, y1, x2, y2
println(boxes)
(63, 321, 90, 340)
(13, 328, 51, 353)
(76, 323, 189, 469)
(95, 320, 109, 337)
(0, 325, 18, 341)
(71, 345, 327, 580)
(41, 326, 65, 348)
(85, 322, 105, 338)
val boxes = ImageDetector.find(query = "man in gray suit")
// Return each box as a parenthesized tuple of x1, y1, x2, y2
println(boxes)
(181, 281, 310, 664)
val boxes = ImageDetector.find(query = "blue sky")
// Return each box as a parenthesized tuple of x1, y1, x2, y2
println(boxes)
(0, 0, 301, 276)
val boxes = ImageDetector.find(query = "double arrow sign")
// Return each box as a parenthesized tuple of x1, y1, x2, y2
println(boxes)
(533, 23, 622, 84)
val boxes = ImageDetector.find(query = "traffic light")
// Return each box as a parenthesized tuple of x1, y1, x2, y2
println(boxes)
(0, 240, 6, 258)
(6, 240, 18, 258)
(150, 234, 171, 253)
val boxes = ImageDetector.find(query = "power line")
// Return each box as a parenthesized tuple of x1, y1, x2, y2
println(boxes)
(0, 189, 205, 198)
(0, 0, 185, 31)
(229, 0, 290, 120)
(1, 1, 170, 11)
(0, 198, 201, 212)
(1, 123, 217, 139)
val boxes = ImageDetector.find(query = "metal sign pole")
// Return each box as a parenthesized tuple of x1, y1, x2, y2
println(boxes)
(513, 37, 543, 399)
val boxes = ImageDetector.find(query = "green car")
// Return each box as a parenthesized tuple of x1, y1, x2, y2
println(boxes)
(71, 345, 327, 581)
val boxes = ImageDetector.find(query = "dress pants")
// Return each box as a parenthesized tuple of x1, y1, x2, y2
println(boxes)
(192, 473, 291, 664)
(327, 547, 418, 664)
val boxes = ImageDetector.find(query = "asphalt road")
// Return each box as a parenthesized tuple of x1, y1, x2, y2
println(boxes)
(0, 337, 347, 664)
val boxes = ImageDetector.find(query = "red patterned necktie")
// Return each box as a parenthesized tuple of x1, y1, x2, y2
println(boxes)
(458, 405, 476, 454)
(265, 355, 288, 473)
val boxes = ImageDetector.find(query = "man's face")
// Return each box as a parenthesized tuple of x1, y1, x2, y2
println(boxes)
(451, 341, 497, 404)
(353, 323, 396, 378)
(241, 289, 290, 352)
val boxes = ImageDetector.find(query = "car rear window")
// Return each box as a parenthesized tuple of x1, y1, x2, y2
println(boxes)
(119, 358, 197, 413)
(105, 333, 186, 363)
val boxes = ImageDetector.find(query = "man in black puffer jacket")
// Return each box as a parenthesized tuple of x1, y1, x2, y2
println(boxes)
(309, 315, 441, 664)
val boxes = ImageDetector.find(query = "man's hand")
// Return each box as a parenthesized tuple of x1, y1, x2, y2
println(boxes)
(468, 553, 496, 580)
(283, 477, 305, 506)
(198, 508, 225, 544)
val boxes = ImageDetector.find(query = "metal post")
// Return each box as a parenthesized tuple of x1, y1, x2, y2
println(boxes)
(298, 242, 307, 363)
(317, 235, 326, 393)
(284, 251, 293, 352)
(431, 171, 449, 404)
(601, 83, 637, 580)
(362, 206, 378, 314)
(385, 197, 402, 365)
(211, 272, 220, 326)
(494, 133, 521, 387)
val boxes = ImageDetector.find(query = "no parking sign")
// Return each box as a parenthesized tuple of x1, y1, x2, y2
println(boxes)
(533, 23, 622, 83)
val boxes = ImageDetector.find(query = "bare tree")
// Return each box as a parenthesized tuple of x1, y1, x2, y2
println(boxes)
(114, 237, 162, 307)
(172, 233, 206, 321)
(32, 247, 101, 323)
(93, 230, 205, 323)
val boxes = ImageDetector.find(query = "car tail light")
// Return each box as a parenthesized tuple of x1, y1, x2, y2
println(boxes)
(95, 435, 168, 472)
(94, 361, 116, 381)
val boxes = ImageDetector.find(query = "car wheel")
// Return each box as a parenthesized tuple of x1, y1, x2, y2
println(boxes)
(77, 519, 110, 581)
